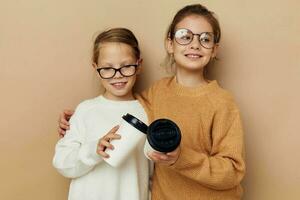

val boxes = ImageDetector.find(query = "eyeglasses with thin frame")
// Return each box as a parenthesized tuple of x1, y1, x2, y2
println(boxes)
(96, 63, 139, 79)
(174, 28, 215, 49)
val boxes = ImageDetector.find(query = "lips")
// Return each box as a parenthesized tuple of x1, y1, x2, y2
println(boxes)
(185, 53, 203, 58)
(110, 81, 127, 89)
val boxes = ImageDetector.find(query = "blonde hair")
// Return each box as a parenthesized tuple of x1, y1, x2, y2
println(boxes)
(92, 28, 140, 64)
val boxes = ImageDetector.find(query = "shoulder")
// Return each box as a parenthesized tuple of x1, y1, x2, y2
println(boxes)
(74, 96, 103, 115)
(148, 76, 174, 91)
(139, 76, 173, 98)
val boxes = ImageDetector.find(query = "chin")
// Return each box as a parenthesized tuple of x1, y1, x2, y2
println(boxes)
(112, 92, 128, 97)
(114, 91, 133, 98)
(180, 64, 206, 71)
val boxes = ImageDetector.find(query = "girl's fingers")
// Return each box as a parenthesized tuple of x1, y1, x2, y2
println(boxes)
(64, 109, 74, 116)
(147, 153, 159, 162)
(61, 118, 70, 126)
(58, 109, 73, 138)
(151, 152, 168, 160)
(166, 151, 178, 157)
(59, 123, 69, 130)
(96, 126, 121, 154)
(58, 126, 66, 134)
(58, 129, 66, 136)
(59, 109, 73, 124)
(107, 133, 121, 140)
(59, 132, 65, 138)
(109, 125, 120, 134)
(97, 150, 110, 158)
(166, 147, 180, 157)
(148, 152, 177, 166)
(97, 141, 113, 158)
(150, 157, 173, 165)
(149, 152, 168, 161)
(59, 112, 70, 125)
(100, 140, 114, 150)
(103, 127, 121, 141)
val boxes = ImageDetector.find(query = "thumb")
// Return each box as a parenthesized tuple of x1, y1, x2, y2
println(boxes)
(64, 109, 74, 116)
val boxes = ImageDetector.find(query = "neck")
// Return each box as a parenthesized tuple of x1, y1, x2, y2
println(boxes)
(175, 67, 208, 87)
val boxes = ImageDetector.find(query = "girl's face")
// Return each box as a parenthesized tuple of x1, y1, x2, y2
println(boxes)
(167, 15, 218, 74)
(93, 42, 141, 101)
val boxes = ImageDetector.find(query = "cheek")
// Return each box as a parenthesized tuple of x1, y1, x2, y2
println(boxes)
(173, 45, 186, 54)
(99, 79, 110, 87)
(128, 76, 137, 85)
(203, 49, 214, 57)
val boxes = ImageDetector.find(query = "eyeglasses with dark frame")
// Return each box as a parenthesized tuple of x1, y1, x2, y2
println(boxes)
(96, 64, 139, 79)
(174, 28, 215, 49)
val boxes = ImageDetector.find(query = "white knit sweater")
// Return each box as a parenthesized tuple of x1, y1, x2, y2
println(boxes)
(53, 95, 151, 200)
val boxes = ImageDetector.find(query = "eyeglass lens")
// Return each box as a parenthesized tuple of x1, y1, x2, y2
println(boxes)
(97, 64, 137, 79)
(174, 29, 215, 49)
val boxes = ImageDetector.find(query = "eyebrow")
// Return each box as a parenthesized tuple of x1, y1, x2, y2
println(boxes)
(98, 60, 136, 67)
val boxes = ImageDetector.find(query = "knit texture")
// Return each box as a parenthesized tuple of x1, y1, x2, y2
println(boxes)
(53, 95, 151, 200)
(138, 76, 245, 200)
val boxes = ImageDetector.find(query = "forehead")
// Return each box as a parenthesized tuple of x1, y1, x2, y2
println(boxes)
(98, 42, 135, 63)
(176, 15, 213, 33)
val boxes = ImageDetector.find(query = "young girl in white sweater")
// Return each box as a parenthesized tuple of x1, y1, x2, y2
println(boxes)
(53, 28, 151, 200)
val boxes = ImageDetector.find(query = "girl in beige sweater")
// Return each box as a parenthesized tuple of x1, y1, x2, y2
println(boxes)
(138, 4, 245, 199)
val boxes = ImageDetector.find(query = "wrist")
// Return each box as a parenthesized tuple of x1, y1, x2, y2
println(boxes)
(169, 147, 181, 166)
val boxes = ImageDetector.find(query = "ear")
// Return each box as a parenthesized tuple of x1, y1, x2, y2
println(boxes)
(211, 43, 219, 59)
(92, 62, 98, 69)
(92, 62, 102, 78)
(136, 58, 143, 75)
(166, 38, 174, 54)
(137, 58, 143, 65)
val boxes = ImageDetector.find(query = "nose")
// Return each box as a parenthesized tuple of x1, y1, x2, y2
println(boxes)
(114, 70, 123, 78)
(190, 35, 201, 49)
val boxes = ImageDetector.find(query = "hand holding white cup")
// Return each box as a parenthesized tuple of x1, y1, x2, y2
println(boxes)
(104, 113, 148, 167)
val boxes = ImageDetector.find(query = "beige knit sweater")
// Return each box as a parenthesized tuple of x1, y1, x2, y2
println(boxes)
(138, 76, 245, 200)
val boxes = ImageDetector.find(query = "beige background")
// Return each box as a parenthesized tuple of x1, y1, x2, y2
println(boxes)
(1, 0, 299, 199)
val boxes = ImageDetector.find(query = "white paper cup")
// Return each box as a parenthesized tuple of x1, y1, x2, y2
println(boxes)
(104, 113, 147, 167)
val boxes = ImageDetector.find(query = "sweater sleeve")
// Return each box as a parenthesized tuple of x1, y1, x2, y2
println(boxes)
(53, 106, 103, 178)
(137, 84, 156, 123)
(170, 107, 246, 190)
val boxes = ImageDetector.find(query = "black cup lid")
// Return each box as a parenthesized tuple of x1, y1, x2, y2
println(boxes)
(147, 118, 181, 152)
(122, 113, 148, 134)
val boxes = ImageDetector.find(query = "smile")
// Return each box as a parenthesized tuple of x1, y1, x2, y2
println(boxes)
(110, 81, 127, 89)
(185, 54, 203, 58)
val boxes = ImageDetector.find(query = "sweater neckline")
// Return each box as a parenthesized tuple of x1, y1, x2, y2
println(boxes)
(170, 76, 219, 97)
(97, 95, 139, 106)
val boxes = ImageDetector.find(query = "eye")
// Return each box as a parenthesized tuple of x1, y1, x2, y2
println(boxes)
(122, 64, 137, 71)
(175, 29, 189, 38)
(201, 37, 211, 43)
(182, 35, 192, 40)
(200, 33, 213, 43)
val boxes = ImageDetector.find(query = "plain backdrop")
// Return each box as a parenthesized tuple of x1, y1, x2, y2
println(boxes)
(1, 0, 299, 199)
